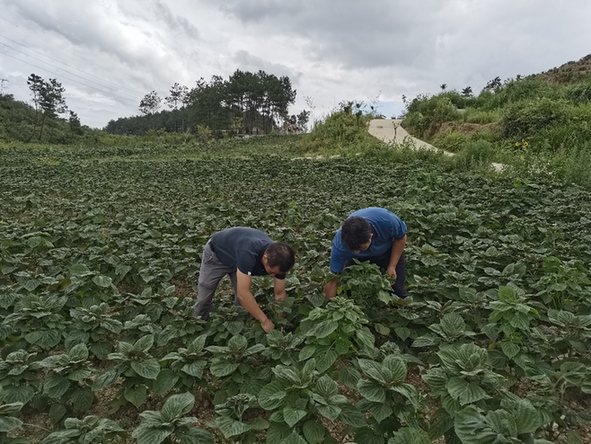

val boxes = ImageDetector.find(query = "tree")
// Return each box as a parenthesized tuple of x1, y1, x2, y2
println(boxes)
(69, 111, 83, 135)
(27, 74, 68, 140)
(440, 84, 447, 92)
(139, 91, 162, 115)
(164, 83, 188, 110)
(297, 110, 310, 132)
(484, 76, 502, 93)
(461, 86, 473, 97)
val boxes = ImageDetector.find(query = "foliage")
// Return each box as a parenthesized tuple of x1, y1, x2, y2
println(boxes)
(1, 137, 591, 441)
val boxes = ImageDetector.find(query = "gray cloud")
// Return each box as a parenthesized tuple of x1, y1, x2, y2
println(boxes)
(1, 0, 591, 128)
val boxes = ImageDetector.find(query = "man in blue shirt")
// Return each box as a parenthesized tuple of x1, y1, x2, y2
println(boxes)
(194, 227, 295, 333)
(324, 208, 408, 299)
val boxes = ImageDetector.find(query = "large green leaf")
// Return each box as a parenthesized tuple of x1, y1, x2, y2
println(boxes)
(389, 427, 431, 444)
(44, 372, 70, 398)
(357, 379, 386, 403)
(132, 426, 173, 444)
(131, 358, 161, 379)
(337, 404, 367, 428)
(280, 431, 308, 444)
(161, 393, 195, 421)
(382, 356, 407, 383)
(0, 415, 23, 433)
(258, 382, 287, 410)
(283, 406, 307, 428)
(302, 420, 326, 444)
(210, 360, 240, 378)
(125, 385, 147, 408)
(315, 374, 338, 398)
(212, 416, 250, 438)
(446, 377, 489, 406)
(316, 349, 338, 373)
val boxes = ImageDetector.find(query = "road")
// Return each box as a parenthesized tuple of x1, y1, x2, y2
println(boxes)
(368, 119, 504, 171)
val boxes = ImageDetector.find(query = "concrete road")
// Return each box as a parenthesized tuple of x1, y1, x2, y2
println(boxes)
(368, 119, 504, 171)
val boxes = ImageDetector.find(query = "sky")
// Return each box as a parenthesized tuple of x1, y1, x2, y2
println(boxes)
(1, 0, 590, 129)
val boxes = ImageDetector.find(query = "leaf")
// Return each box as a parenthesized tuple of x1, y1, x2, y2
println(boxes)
(389, 427, 431, 444)
(44, 373, 71, 398)
(161, 392, 195, 421)
(213, 416, 250, 438)
(258, 382, 287, 410)
(302, 420, 326, 444)
(510, 399, 541, 434)
(266, 421, 292, 443)
(298, 345, 316, 361)
(281, 431, 308, 444)
(446, 377, 489, 406)
(69, 387, 94, 411)
(307, 320, 338, 339)
(454, 406, 497, 443)
(131, 358, 161, 380)
(134, 334, 155, 352)
(132, 425, 172, 444)
(283, 406, 307, 428)
(176, 427, 214, 444)
(69, 264, 92, 277)
(125, 385, 147, 408)
(338, 364, 361, 389)
(316, 349, 338, 373)
(412, 334, 440, 348)
(93, 275, 113, 288)
(92, 368, 119, 391)
(382, 356, 407, 383)
(357, 379, 386, 403)
(68, 343, 89, 361)
(439, 312, 465, 336)
(500, 341, 520, 359)
(3, 385, 35, 405)
(48, 403, 67, 424)
(210, 361, 240, 378)
(337, 404, 367, 428)
(315, 375, 338, 398)
(0, 415, 23, 433)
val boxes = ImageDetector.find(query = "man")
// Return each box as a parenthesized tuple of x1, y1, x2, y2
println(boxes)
(194, 227, 295, 333)
(324, 207, 408, 299)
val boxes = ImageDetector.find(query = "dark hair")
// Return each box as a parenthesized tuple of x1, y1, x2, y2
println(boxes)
(341, 216, 372, 250)
(265, 242, 296, 272)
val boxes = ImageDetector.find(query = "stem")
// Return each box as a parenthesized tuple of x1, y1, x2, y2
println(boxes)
(22, 423, 51, 432)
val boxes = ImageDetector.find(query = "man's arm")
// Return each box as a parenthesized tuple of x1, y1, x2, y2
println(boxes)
(273, 277, 287, 302)
(236, 270, 275, 333)
(386, 234, 407, 281)
(324, 274, 338, 300)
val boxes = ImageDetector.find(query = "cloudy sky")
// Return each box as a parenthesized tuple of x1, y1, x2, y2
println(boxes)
(1, 0, 590, 129)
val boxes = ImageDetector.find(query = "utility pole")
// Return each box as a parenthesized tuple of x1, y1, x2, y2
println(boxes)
(0, 79, 8, 94)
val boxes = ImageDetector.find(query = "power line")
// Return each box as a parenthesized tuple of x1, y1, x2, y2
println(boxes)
(0, 33, 146, 96)
(0, 41, 141, 102)
(0, 48, 141, 105)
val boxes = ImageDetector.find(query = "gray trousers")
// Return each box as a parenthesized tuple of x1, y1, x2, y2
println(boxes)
(194, 241, 239, 320)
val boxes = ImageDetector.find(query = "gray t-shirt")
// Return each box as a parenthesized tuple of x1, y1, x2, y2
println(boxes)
(210, 227, 286, 279)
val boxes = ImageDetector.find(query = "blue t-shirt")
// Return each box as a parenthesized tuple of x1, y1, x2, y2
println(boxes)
(210, 227, 286, 279)
(329, 208, 407, 274)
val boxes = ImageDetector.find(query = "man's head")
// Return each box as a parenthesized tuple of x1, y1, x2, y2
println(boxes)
(263, 242, 296, 276)
(341, 216, 373, 253)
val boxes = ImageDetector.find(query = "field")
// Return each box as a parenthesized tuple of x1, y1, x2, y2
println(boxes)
(1, 135, 591, 443)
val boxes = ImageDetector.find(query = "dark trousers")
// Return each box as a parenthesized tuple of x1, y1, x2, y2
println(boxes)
(345, 251, 408, 298)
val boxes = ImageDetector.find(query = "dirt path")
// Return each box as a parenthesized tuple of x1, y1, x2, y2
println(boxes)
(368, 119, 504, 172)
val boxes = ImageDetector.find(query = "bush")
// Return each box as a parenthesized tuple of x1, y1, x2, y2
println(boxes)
(453, 140, 496, 169)
(502, 98, 572, 138)
(432, 130, 468, 153)
(403, 96, 460, 138)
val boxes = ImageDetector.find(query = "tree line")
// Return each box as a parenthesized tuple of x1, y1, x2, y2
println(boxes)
(105, 69, 310, 137)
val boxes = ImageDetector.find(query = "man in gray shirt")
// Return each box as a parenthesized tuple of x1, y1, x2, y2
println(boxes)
(194, 227, 295, 333)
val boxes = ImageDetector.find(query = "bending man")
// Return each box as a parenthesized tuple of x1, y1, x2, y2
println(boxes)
(194, 227, 295, 332)
(324, 207, 408, 299)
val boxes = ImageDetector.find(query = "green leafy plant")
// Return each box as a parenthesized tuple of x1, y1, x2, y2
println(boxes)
(299, 297, 377, 372)
(131, 392, 213, 444)
(210, 393, 269, 443)
(92, 334, 161, 411)
(0, 401, 26, 444)
(39, 415, 126, 444)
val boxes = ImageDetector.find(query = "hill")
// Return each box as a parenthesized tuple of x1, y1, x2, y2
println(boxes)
(531, 54, 591, 84)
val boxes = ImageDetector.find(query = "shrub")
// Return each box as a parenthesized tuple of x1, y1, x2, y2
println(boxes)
(432, 130, 468, 153)
(502, 98, 572, 138)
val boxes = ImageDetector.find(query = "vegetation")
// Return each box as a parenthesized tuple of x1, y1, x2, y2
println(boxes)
(402, 54, 591, 188)
(105, 69, 307, 137)
(1, 123, 591, 443)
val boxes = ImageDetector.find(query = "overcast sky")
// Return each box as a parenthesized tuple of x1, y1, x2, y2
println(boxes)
(1, 0, 590, 129)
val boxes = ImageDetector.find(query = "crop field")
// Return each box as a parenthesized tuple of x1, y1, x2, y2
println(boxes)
(1, 137, 591, 443)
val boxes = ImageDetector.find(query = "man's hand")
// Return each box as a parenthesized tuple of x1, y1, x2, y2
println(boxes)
(387, 264, 397, 284)
(261, 318, 275, 333)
